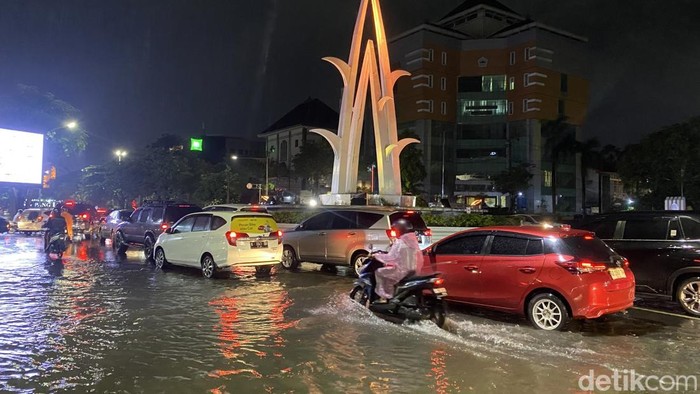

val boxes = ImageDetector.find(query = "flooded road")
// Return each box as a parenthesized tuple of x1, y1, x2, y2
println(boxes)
(1, 234, 699, 393)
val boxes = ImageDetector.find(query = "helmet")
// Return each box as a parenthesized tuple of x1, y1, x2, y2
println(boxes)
(52, 208, 61, 217)
(391, 218, 413, 236)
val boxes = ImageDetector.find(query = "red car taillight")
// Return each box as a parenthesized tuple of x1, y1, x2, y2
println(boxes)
(276, 230, 283, 245)
(161, 223, 169, 230)
(622, 257, 630, 268)
(424, 228, 432, 237)
(386, 229, 397, 241)
(555, 255, 608, 274)
(37, 215, 44, 222)
(82, 213, 88, 220)
(225, 231, 249, 246)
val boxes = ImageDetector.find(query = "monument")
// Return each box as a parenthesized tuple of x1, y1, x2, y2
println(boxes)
(313, 0, 419, 206)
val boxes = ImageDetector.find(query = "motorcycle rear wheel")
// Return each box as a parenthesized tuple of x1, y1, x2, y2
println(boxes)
(350, 285, 368, 307)
(429, 302, 446, 328)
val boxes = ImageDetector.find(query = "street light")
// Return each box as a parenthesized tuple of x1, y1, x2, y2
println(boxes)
(114, 149, 128, 164)
(46, 120, 79, 139)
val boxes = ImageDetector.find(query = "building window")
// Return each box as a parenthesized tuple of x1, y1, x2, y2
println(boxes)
(458, 75, 506, 92)
(294, 139, 299, 148)
(411, 74, 433, 88)
(561, 73, 568, 93)
(441, 51, 447, 65)
(523, 98, 542, 112)
(441, 101, 447, 115)
(509, 51, 515, 65)
(417, 100, 433, 113)
(508, 101, 513, 115)
(524, 72, 547, 87)
(280, 140, 288, 162)
(509, 76, 515, 90)
(544, 170, 552, 187)
(460, 99, 508, 117)
(406, 48, 434, 65)
(428, 49, 434, 62)
(524, 47, 532, 61)
(441, 77, 447, 91)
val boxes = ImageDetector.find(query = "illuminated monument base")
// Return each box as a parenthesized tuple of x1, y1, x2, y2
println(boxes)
(314, 0, 419, 207)
(319, 194, 416, 207)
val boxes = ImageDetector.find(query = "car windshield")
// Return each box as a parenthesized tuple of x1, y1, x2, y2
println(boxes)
(547, 235, 617, 261)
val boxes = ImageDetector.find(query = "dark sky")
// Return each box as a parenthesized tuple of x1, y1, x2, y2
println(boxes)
(1, 0, 700, 165)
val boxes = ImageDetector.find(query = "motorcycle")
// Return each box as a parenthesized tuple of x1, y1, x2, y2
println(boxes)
(46, 231, 68, 260)
(349, 255, 448, 328)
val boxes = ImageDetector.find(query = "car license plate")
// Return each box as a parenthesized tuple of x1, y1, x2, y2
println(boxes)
(434, 287, 447, 296)
(250, 241, 268, 249)
(609, 267, 626, 280)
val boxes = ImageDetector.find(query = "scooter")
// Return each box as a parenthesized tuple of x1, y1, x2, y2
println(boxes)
(349, 255, 448, 328)
(45, 231, 68, 260)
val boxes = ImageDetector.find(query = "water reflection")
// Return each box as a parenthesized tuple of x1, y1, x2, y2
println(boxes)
(208, 279, 298, 388)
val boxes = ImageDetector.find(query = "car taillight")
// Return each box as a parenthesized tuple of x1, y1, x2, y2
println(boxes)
(424, 228, 432, 237)
(386, 229, 397, 240)
(161, 223, 169, 230)
(622, 257, 630, 268)
(556, 255, 607, 274)
(82, 214, 88, 220)
(276, 230, 283, 244)
(225, 231, 249, 246)
(37, 215, 43, 222)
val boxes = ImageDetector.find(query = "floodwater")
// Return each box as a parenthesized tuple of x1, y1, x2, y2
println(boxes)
(1, 234, 699, 393)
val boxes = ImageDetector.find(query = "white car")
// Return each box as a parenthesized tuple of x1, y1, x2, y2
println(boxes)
(153, 210, 283, 278)
(16, 208, 52, 235)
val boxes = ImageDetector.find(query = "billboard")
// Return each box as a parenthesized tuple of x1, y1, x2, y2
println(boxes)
(0, 128, 44, 185)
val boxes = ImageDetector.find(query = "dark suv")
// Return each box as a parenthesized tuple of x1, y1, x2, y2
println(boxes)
(576, 211, 700, 316)
(114, 201, 201, 259)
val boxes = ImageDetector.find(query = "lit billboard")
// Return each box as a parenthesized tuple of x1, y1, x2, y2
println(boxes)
(0, 128, 44, 185)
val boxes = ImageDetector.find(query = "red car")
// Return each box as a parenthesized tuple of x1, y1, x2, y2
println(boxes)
(421, 225, 635, 330)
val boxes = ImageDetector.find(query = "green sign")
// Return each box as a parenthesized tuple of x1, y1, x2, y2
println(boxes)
(190, 138, 203, 151)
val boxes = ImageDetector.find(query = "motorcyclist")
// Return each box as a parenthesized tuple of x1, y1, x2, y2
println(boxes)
(374, 218, 423, 301)
(43, 208, 67, 252)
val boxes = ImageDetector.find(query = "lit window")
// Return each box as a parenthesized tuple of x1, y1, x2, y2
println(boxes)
(441, 77, 447, 91)
(509, 51, 515, 65)
(509, 76, 515, 90)
(441, 51, 448, 65)
(460, 99, 508, 117)
(544, 170, 552, 187)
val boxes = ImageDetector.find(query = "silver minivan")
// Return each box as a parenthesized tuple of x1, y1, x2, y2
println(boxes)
(281, 208, 432, 275)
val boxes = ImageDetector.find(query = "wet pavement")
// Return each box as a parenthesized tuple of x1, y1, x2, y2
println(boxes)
(1, 233, 699, 393)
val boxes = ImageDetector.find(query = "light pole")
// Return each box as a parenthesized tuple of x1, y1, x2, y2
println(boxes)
(114, 149, 128, 164)
(265, 146, 276, 197)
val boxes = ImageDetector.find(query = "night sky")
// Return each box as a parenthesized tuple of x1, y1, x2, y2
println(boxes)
(1, 0, 699, 165)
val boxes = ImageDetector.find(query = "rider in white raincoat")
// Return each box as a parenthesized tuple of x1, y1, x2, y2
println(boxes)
(374, 219, 423, 300)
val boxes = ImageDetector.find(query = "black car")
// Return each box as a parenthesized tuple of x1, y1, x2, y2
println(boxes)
(575, 211, 700, 316)
(114, 201, 201, 259)
(0, 217, 9, 233)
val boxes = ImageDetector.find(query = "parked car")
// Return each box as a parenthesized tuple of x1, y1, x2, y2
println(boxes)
(0, 217, 10, 233)
(281, 208, 432, 275)
(98, 209, 133, 243)
(16, 208, 52, 235)
(575, 211, 700, 317)
(202, 204, 269, 213)
(114, 201, 201, 259)
(421, 225, 635, 330)
(153, 210, 283, 278)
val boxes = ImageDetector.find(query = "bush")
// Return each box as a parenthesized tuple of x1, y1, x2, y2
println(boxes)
(422, 213, 520, 227)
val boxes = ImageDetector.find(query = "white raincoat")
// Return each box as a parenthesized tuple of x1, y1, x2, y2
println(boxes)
(374, 233, 423, 299)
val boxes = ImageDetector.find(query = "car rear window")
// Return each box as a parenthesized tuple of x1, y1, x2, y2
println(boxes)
(547, 235, 616, 261)
(389, 212, 427, 231)
(164, 205, 201, 223)
(26, 211, 39, 220)
(230, 215, 278, 234)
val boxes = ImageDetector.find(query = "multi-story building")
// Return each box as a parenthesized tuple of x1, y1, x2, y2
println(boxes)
(390, 0, 589, 213)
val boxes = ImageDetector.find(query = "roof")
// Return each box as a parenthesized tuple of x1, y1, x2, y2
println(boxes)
(260, 98, 339, 135)
(449, 225, 592, 238)
(441, 0, 519, 20)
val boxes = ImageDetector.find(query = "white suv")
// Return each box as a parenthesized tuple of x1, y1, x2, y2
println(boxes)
(153, 210, 283, 278)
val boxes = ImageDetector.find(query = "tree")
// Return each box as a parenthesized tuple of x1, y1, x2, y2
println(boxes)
(399, 131, 427, 195)
(541, 116, 577, 214)
(292, 141, 333, 193)
(492, 164, 533, 212)
(576, 138, 601, 215)
(618, 117, 700, 209)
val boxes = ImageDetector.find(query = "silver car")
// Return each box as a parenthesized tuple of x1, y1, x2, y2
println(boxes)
(16, 208, 52, 235)
(281, 208, 432, 275)
(98, 209, 133, 242)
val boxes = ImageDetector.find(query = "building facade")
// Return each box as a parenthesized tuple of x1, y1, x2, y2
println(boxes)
(390, 0, 589, 213)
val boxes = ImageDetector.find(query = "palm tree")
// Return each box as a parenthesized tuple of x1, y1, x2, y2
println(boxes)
(541, 116, 577, 214)
(576, 138, 600, 215)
